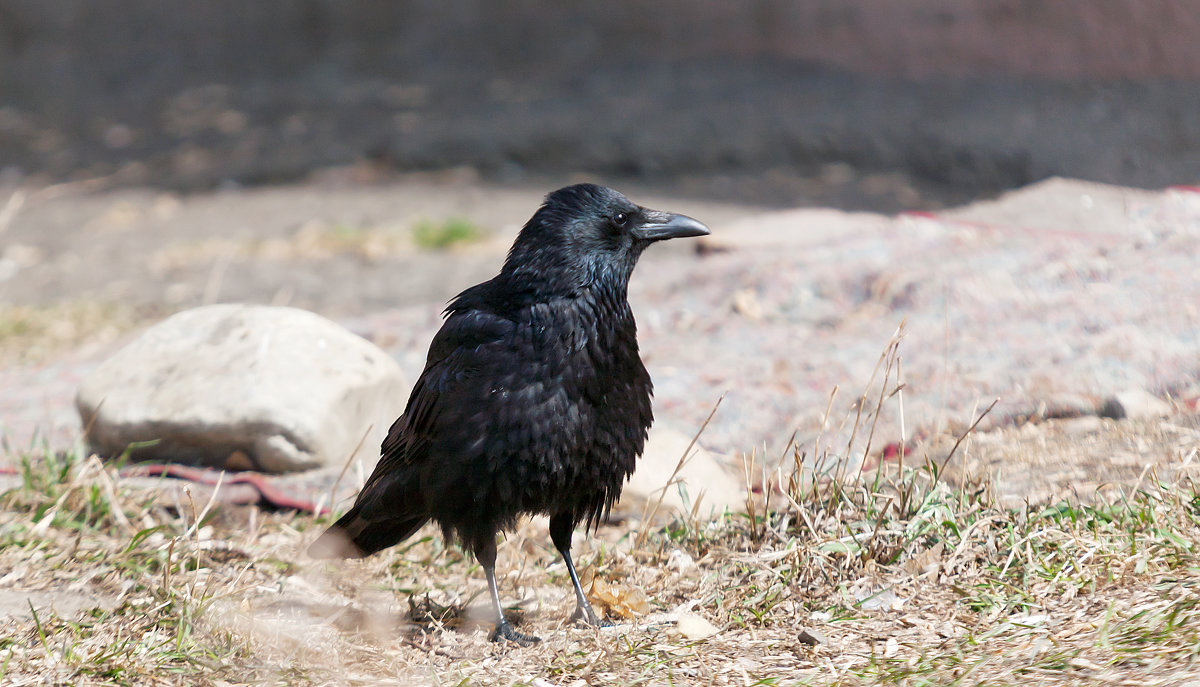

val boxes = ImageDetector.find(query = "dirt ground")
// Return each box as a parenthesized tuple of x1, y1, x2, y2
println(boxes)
(2, 416, 1199, 685)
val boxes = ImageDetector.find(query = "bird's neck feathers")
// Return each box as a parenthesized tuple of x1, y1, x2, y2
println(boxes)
(445, 247, 638, 320)
(499, 223, 643, 302)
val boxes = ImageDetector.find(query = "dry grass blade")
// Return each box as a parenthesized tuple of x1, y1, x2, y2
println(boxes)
(634, 393, 723, 548)
(322, 422, 374, 519)
(854, 330, 904, 482)
(839, 321, 905, 483)
(929, 396, 1000, 491)
(181, 472, 223, 540)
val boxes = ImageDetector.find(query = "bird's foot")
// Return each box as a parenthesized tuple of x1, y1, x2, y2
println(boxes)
(490, 621, 541, 646)
(570, 604, 612, 628)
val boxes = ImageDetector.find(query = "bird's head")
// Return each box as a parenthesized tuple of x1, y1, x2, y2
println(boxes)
(502, 184, 710, 295)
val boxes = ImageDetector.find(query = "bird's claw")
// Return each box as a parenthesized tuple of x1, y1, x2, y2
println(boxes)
(491, 621, 541, 646)
(570, 604, 611, 628)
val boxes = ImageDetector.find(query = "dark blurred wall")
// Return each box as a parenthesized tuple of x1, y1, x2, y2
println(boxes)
(2, 1, 1199, 200)
(6, 1, 1200, 93)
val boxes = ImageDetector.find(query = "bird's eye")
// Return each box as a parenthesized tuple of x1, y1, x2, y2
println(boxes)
(612, 212, 629, 227)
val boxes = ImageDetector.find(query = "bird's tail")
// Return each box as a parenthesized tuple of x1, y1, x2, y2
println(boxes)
(308, 506, 428, 559)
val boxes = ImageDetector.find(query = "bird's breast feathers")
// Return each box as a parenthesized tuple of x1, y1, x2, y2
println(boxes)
(450, 298, 649, 455)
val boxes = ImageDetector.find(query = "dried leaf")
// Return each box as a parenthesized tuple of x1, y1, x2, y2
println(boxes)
(587, 577, 650, 619)
(901, 541, 944, 577)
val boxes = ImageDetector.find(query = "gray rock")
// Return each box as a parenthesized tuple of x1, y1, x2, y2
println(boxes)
(1098, 388, 1172, 420)
(621, 425, 744, 517)
(77, 304, 408, 473)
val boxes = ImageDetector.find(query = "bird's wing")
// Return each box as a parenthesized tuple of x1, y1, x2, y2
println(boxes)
(352, 305, 517, 514)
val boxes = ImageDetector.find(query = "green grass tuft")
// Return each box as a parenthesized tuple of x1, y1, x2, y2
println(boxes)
(412, 217, 484, 250)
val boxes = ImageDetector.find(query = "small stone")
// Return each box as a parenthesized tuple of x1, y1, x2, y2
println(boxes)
(731, 288, 766, 320)
(676, 613, 720, 640)
(884, 637, 899, 657)
(797, 627, 828, 645)
(1098, 389, 1172, 420)
(77, 304, 408, 472)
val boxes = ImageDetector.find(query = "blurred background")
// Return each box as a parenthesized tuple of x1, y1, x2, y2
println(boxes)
(3, 0, 1200, 210)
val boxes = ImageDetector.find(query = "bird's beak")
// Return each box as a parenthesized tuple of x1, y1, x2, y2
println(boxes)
(633, 212, 711, 241)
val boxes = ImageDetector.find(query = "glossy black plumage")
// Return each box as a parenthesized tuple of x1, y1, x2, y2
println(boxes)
(310, 184, 709, 644)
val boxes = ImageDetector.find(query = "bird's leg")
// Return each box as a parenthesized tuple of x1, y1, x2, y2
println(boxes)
(474, 537, 540, 645)
(549, 512, 609, 627)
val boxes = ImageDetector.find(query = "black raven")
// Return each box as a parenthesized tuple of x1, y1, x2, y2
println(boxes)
(309, 184, 709, 644)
